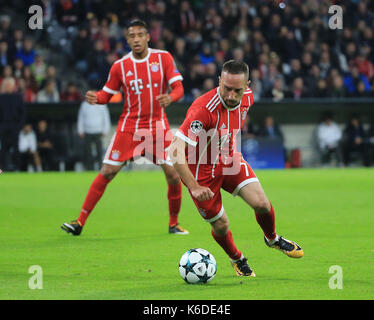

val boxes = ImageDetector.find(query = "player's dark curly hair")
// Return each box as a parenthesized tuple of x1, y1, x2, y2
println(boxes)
(222, 60, 249, 81)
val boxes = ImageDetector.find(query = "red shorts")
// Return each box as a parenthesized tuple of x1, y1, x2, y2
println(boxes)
(188, 154, 259, 222)
(103, 121, 173, 166)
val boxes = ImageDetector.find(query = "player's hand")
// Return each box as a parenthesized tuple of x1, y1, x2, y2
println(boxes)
(156, 94, 172, 108)
(86, 90, 98, 105)
(190, 185, 214, 202)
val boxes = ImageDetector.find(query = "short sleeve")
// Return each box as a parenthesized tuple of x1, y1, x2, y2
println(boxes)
(163, 52, 183, 86)
(175, 104, 211, 147)
(102, 63, 122, 94)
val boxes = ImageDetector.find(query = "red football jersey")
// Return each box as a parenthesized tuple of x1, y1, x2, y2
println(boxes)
(103, 48, 183, 132)
(175, 87, 254, 179)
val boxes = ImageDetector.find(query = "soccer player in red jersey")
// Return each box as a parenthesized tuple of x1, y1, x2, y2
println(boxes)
(169, 60, 303, 277)
(61, 20, 188, 235)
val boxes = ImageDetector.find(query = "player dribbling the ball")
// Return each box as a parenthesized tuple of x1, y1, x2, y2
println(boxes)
(169, 60, 304, 277)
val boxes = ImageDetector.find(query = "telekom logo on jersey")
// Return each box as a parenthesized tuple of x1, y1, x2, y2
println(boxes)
(130, 79, 143, 95)
(131, 124, 243, 176)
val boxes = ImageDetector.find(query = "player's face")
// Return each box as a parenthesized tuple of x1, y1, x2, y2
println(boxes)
(126, 26, 150, 55)
(219, 72, 249, 108)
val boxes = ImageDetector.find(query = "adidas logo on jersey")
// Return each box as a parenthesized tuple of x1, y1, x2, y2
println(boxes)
(126, 70, 133, 77)
(220, 123, 226, 130)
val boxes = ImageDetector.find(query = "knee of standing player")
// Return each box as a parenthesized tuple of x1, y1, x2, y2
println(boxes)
(100, 165, 119, 180)
(165, 167, 180, 185)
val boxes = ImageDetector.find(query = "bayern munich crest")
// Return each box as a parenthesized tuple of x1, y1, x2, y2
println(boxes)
(150, 62, 159, 72)
(111, 150, 121, 160)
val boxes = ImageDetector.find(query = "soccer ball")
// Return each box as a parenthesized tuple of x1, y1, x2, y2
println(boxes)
(179, 248, 217, 284)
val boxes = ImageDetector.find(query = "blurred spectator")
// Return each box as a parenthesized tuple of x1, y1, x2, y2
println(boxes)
(77, 100, 111, 170)
(285, 59, 303, 86)
(97, 53, 117, 88)
(342, 115, 370, 166)
(199, 44, 214, 65)
(0, 65, 14, 87)
(60, 82, 83, 102)
(18, 123, 42, 172)
(286, 77, 308, 99)
(13, 58, 23, 79)
(304, 65, 321, 94)
(178, 1, 196, 35)
(30, 54, 47, 86)
(36, 119, 55, 171)
(55, 0, 84, 27)
(0, 77, 26, 171)
(343, 64, 371, 96)
(0, 15, 12, 41)
(7, 28, 23, 58)
(16, 38, 35, 66)
(329, 74, 347, 98)
(173, 38, 188, 74)
(354, 48, 374, 80)
(37, 80, 60, 103)
(201, 78, 215, 94)
(87, 40, 107, 88)
(242, 114, 257, 139)
(40, 66, 62, 92)
(17, 78, 36, 102)
(22, 66, 38, 93)
(315, 79, 329, 98)
(257, 116, 284, 141)
(250, 69, 263, 101)
(319, 51, 332, 79)
(317, 112, 343, 166)
(355, 80, 372, 98)
(0, 40, 12, 69)
(264, 77, 285, 102)
(183, 62, 204, 100)
(263, 63, 284, 93)
(72, 27, 91, 74)
(301, 52, 313, 77)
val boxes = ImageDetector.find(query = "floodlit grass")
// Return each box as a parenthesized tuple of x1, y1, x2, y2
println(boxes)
(0, 168, 373, 299)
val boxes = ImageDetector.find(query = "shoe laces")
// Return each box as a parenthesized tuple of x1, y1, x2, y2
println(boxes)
(236, 258, 251, 272)
(278, 237, 295, 251)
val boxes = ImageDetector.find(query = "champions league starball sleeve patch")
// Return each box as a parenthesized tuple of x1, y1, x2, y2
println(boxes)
(190, 120, 203, 134)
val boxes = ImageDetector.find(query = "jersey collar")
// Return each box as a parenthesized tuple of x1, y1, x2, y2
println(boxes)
(216, 87, 242, 111)
(130, 48, 150, 63)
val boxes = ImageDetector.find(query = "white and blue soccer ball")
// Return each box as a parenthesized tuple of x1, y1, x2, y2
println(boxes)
(179, 248, 217, 284)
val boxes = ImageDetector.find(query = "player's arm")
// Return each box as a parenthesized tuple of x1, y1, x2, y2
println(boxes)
(156, 52, 184, 108)
(86, 63, 121, 105)
(169, 136, 214, 202)
(156, 80, 184, 108)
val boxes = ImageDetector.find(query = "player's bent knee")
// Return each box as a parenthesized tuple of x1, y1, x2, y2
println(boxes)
(211, 215, 229, 236)
(252, 198, 271, 214)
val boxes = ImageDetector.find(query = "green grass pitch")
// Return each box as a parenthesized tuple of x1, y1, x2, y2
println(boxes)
(0, 168, 373, 300)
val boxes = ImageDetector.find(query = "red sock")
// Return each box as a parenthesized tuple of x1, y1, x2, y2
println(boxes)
(255, 202, 276, 240)
(168, 182, 182, 226)
(211, 230, 242, 260)
(77, 173, 111, 226)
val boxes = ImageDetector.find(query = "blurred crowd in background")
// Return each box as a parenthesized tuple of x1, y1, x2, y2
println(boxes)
(1, 0, 374, 172)
(1, 0, 374, 101)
